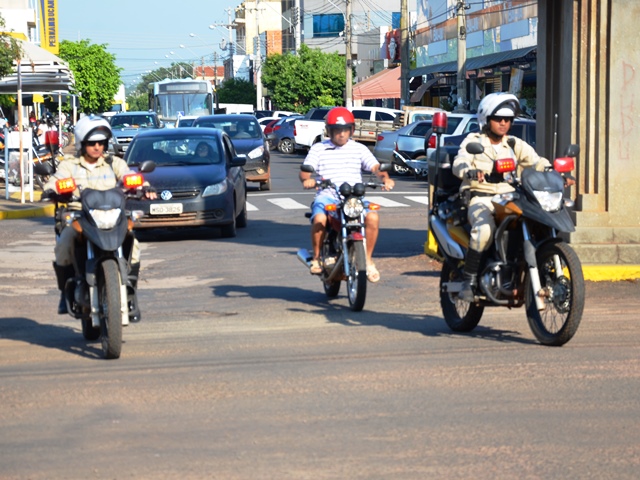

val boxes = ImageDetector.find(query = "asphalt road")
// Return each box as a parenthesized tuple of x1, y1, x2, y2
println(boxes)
(1, 151, 639, 479)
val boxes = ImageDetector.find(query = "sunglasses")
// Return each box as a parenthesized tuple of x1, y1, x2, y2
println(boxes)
(490, 116, 513, 123)
(85, 140, 107, 147)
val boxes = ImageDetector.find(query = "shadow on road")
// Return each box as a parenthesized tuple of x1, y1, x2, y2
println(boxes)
(0, 317, 107, 359)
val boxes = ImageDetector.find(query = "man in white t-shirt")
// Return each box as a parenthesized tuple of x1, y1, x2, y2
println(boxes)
(299, 106, 394, 282)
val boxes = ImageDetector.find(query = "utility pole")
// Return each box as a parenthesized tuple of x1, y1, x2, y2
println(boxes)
(345, 0, 352, 107)
(456, 0, 470, 111)
(201, 57, 205, 80)
(255, 0, 263, 110)
(293, 0, 301, 52)
(213, 52, 219, 87)
(400, 0, 410, 107)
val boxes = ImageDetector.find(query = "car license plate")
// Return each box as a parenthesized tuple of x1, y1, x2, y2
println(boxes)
(150, 203, 183, 215)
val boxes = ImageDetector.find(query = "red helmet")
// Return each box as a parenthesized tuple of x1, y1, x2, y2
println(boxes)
(325, 107, 355, 128)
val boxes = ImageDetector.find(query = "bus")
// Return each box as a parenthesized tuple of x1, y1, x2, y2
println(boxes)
(148, 79, 217, 127)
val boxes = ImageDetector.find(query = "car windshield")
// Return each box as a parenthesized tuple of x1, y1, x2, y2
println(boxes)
(127, 134, 223, 166)
(111, 115, 156, 129)
(197, 118, 262, 140)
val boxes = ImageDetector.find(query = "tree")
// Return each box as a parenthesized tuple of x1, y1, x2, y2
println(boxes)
(0, 13, 24, 109)
(216, 78, 256, 106)
(58, 39, 121, 114)
(261, 44, 346, 113)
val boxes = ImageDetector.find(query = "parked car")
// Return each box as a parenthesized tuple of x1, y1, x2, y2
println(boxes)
(394, 117, 537, 179)
(266, 115, 304, 154)
(254, 110, 275, 119)
(175, 115, 198, 128)
(373, 120, 433, 175)
(123, 127, 248, 237)
(193, 114, 272, 191)
(108, 111, 164, 156)
(258, 116, 278, 131)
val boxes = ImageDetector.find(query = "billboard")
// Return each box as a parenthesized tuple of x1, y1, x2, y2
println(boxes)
(39, 0, 59, 54)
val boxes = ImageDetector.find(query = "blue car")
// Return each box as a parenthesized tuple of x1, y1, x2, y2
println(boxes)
(124, 127, 247, 237)
(266, 115, 304, 154)
(193, 114, 272, 191)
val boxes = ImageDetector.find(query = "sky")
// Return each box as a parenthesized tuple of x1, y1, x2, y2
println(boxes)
(58, 0, 242, 89)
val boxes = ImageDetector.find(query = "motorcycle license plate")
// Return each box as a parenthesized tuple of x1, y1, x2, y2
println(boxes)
(150, 203, 183, 215)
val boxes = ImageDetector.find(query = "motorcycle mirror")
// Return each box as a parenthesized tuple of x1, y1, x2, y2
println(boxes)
(564, 144, 580, 157)
(378, 162, 393, 172)
(33, 161, 54, 177)
(466, 142, 484, 155)
(139, 160, 156, 173)
(300, 164, 316, 174)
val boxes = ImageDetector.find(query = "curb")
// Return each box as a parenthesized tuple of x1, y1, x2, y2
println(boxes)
(0, 203, 55, 220)
(423, 232, 640, 283)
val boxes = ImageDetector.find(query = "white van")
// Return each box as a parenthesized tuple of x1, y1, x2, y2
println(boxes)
(349, 106, 403, 122)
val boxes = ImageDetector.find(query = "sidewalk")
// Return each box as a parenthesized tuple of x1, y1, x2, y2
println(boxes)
(0, 185, 55, 220)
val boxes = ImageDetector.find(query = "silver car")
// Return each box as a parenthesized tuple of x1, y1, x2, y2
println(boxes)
(372, 120, 433, 175)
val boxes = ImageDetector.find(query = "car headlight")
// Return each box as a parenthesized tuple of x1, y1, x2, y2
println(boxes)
(533, 190, 564, 212)
(90, 208, 121, 229)
(247, 146, 264, 159)
(202, 180, 228, 197)
(343, 197, 364, 219)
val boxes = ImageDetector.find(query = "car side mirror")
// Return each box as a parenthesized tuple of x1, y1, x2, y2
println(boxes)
(230, 155, 246, 167)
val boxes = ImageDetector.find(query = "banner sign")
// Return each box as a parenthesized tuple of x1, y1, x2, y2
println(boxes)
(39, 0, 59, 54)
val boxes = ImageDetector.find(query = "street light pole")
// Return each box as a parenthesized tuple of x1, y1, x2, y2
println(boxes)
(456, 0, 469, 111)
(255, 0, 263, 110)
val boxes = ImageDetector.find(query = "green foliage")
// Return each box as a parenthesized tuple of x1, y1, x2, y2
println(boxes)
(261, 44, 346, 113)
(58, 39, 121, 114)
(216, 78, 256, 106)
(0, 14, 23, 79)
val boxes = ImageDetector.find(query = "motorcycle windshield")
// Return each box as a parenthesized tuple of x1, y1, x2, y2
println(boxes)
(519, 169, 575, 233)
(80, 188, 129, 252)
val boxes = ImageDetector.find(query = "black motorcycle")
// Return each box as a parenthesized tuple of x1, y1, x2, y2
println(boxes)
(39, 161, 155, 359)
(297, 164, 392, 311)
(429, 141, 584, 346)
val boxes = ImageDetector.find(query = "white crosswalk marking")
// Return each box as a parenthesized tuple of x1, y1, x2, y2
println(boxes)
(267, 198, 309, 209)
(365, 196, 409, 207)
(246, 202, 259, 211)
(404, 196, 430, 205)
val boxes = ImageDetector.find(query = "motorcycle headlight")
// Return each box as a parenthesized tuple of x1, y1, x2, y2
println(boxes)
(202, 180, 228, 197)
(533, 190, 564, 212)
(343, 197, 364, 219)
(247, 146, 264, 159)
(90, 208, 121, 229)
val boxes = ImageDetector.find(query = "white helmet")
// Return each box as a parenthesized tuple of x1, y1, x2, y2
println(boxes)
(74, 114, 112, 152)
(476, 92, 521, 129)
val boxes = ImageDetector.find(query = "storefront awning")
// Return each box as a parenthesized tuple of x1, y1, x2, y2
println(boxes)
(0, 39, 75, 94)
(409, 78, 440, 103)
(353, 67, 401, 100)
(465, 46, 536, 71)
(409, 46, 536, 78)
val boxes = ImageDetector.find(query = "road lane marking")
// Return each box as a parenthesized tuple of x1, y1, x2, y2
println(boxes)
(404, 196, 430, 205)
(267, 198, 309, 209)
(365, 196, 409, 207)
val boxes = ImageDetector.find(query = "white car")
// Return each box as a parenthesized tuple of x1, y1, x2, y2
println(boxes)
(425, 113, 479, 160)
(258, 116, 279, 131)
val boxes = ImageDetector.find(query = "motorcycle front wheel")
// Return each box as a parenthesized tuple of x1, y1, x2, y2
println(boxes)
(346, 241, 367, 311)
(439, 262, 484, 332)
(525, 241, 585, 346)
(98, 259, 123, 359)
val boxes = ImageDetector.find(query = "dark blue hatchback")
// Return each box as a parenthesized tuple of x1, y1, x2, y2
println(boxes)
(124, 127, 248, 237)
(193, 114, 272, 191)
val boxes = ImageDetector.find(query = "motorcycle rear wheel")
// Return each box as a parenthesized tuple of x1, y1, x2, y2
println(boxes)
(440, 261, 484, 332)
(346, 241, 367, 311)
(99, 259, 123, 359)
(525, 241, 585, 346)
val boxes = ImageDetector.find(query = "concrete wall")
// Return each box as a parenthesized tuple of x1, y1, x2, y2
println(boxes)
(539, 0, 640, 264)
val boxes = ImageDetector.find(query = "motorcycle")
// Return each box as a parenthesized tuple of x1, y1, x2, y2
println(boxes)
(428, 140, 584, 346)
(37, 160, 155, 359)
(297, 163, 392, 311)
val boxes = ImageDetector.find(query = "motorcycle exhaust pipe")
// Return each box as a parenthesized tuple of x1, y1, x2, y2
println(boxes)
(297, 248, 313, 268)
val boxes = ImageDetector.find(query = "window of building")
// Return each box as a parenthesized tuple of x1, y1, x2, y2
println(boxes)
(313, 14, 345, 38)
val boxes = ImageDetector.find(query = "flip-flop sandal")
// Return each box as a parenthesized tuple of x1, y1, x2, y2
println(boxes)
(309, 259, 322, 275)
(366, 263, 380, 283)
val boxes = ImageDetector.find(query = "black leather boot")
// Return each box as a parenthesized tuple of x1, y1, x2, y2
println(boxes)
(53, 262, 75, 315)
(128, 263, 141, 322)
(459, 249, 483, 303)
